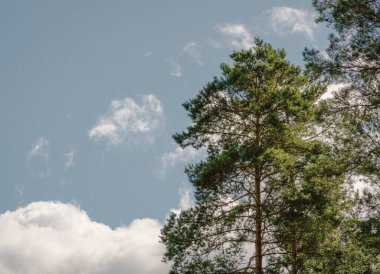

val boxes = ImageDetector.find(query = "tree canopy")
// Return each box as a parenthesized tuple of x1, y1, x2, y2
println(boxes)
(161, 40, 352, 273)
(305, 0, 380, 79)
(161, 2, 380, 272)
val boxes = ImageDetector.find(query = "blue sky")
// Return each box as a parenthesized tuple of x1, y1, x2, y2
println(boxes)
(0, 1, 330, 273)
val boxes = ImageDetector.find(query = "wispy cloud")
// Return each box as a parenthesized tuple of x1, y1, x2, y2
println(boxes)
(27, 137, 51, 179)
(266, 7, 317, 40)
(64, 148, 77, 169)
(144, 51, 152, 57)
(169, 59, 182, 77)
(183, 42, 204, 66)
(157, 146, 206, 178)
(0, 201, 169, 274)
(89, 95, 164, 146)
(28, 137, 49, 160)
(215, 23, 254, 50)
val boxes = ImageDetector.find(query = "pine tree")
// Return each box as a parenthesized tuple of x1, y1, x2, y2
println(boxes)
(304, 1, 380, 272)
(304, 0, 380, 179)
(305, 0, 380, 79)
(161, 39, 347, 273)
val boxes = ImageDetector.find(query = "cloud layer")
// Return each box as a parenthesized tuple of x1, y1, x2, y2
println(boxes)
(267, 7, 317, 40)
(0, 201, 169, 274)
(89, 95, 164, 146)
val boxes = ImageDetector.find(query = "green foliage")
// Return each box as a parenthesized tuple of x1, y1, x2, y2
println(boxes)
(305, 1, 380, 272)
(305, 0, 380, 80)
(161, 2, 380, 272)
(161, 40, 350, 273)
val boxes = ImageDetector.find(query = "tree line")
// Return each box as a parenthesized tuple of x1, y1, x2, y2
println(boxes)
(161, 1, 380, 273)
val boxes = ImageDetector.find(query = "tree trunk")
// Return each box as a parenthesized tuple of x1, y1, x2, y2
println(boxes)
(255, 166, 263, 274)
(291, 231, 298, 274)
(254, 114, 263, 274)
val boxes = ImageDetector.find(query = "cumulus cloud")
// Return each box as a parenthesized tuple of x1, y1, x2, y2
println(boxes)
(64, 148, 77, 169)
(183, 42, 204, 66)
(157, 146, 206, 178)
(89, 95, 164, 146)
(169, 59, 182, 77)
(266, 7, 317, 40)
(0, 201, 170, 274)
(215, 23, 254, 50)
(28, 137, 49, 160)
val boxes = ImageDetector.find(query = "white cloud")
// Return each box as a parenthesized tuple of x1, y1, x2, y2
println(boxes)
(89, 95, 164, 146)
(64, 148, 77, 169)
(266, 7, 317, 40)
(158, 146, 206, 178)
(183, 42, 204, 66)
(144, 51, 152, 57)
(28, 137, 49, 160)
(0, 201, 170, 274)
(169, 59, 182, 77)
(215, 23, 254, 50)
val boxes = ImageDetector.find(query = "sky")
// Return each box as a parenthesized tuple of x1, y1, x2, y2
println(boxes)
(0, 1, 331, 273)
